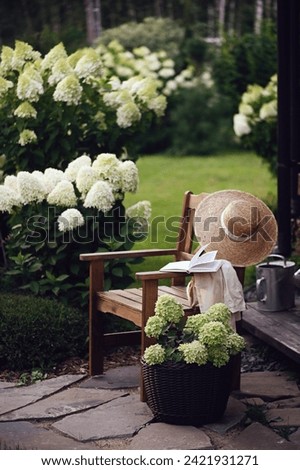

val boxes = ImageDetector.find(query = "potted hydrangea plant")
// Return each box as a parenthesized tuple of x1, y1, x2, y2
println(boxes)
(141, 294, 245, 425)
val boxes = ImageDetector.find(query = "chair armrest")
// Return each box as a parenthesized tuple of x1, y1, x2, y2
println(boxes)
(136, 270, 191, 281)
(80, 248, 177, 262)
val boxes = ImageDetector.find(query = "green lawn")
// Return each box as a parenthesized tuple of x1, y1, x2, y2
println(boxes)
(124, 151, 277, 284)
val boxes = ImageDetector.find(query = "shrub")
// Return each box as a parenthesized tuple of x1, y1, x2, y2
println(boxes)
(0, 154, 152, 307)
(97, 17, 185, 60)
(0, 293, 88, 371)
(166, 80, 235, 156)
(233, 75, 277, 174)
(0, 40, 168, 175)
(212, 22, 277, 113)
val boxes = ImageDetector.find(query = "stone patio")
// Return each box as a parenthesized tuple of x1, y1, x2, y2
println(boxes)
(0, 366, 300, 450)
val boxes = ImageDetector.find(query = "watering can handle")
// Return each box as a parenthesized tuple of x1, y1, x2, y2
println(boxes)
(265, 254, 287, 266)
(256, 277, 267, 302)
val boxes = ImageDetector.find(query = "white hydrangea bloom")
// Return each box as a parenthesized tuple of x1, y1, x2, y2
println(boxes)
(101, 51, 115, 69)
(233, 114, 252, 137)
(0, 77, 13, 98)
(119, 160, 139, 193)
(242, 84, 263, 105)
(53, 75, 82, 106)
(47, 180, 77, 207)
(0, 186, 21, 213)
(17, 69, 44, 102)
(148, 95, 167, 117)
(103, 91, 119, 107)
(145, 53, 161, 72)
(259, 100, 277, 120)
(134, 78, 158, 103)
(67, 49, 85, 69)
(158, 68, 175, 79)
(18, 129, 37, 146)
(126, 200, 151, 221)
(76, 166, 99, 195)
(14, 101, 37, 118)
(65, 155, 92, 182)
(17, 171, 46, 204)
(74, 49, 102, 81)
(41, 43, 68, 71)
(162, 59, 175, 68)
(115, 65, 134, 78)
(107, 39, 124, 54)
(32, 170, 45, 187)
(58, 208, 85, 232)
(4, 174, 18, 192)
(133, 46, 151, 57)
(0, 46, 14, 74)
(84, 181, 115, 213)
(11, 41, 41, 70)
(238, 103, 254, 116)
(48, 58, 74, 86)
(200, 71, 214, 88)
(43, 168, 68, 193)
(163, 80, 178, 96)
(92, 153, 119, 170)
(108, 76, 121, 90)
(92, 153, 122, 190)
(116, 102, 141, 128)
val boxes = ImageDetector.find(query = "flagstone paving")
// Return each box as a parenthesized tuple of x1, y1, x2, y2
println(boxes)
(0, 366, 300, 450)
(52, 393, 153, 441)
(0, 374, 86, 416)
(0, 388, 125, 421)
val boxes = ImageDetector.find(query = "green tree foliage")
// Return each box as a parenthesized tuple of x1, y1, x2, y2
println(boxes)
(0, 0, 86, 53)
(212, 21, 277, 113)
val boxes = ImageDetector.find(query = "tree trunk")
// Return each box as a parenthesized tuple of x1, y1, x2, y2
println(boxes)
(228, 0, 236, 36)
(254, 0, 264, 34)
(218, 0, 226, 37)
(84, 0, 101, 45)
(155, 0, 162, 17)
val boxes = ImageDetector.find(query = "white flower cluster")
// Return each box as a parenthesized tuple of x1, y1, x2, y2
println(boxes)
(0, 153, 146, 233)
(0, 39, 197, 149)
(233, 75, 277, 138)
(96, 40, 197, 97)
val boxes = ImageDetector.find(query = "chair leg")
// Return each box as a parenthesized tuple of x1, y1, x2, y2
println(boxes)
(89, 309, 104, 376)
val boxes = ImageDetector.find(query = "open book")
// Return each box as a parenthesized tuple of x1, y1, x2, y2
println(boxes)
(160, 244, 222, 273)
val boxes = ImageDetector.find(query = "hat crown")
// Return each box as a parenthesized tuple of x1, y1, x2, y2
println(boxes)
(221, 200, 259, 240)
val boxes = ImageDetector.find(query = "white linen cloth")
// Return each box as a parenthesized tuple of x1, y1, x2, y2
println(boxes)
(186, 260, 246, 329)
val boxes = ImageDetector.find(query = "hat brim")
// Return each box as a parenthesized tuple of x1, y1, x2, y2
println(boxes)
(194, 190, 278, 267)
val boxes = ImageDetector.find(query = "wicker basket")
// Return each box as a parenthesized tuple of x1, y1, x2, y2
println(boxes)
(141, 358, 234, 425)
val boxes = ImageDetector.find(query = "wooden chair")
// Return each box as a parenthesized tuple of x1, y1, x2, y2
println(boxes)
(80, 191, 245, 400)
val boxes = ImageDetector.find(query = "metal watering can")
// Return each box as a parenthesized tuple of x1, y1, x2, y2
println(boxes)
(256, 254, 296, 312)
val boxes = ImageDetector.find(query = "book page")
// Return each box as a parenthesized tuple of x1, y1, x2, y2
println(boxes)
(159, 260, 191, 272)
(190, 245, 217, 267)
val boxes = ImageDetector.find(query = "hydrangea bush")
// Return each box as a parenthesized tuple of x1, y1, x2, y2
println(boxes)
(233, 75, 277, 174)
(0, 40, 197, 177)
(143, 295, 245, 368)
(0, 153, 151, 306)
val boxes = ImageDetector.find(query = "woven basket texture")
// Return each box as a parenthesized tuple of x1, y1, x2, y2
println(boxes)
(142, 358, 233, 425)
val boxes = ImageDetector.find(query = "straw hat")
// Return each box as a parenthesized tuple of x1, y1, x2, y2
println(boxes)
(194, 190, 278, 267)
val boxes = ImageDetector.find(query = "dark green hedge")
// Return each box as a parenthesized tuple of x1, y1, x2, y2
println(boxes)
(0, 293, 88, 371)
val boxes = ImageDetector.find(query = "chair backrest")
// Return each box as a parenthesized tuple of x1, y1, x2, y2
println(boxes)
(175, 191, 245, 285)
(175, 191, 208, 260)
